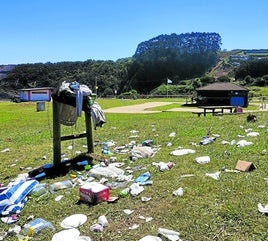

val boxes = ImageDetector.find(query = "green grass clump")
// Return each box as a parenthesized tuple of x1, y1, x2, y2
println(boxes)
(0, 100, 268, 241)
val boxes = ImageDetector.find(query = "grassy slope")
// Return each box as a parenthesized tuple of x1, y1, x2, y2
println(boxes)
(0, 100, 268, 241)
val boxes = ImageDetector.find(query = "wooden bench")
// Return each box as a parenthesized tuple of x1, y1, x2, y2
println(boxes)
(192, 111, 221, 117)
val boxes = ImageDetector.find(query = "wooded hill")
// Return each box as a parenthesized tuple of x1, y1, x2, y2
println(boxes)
(1, 32, 268, 99)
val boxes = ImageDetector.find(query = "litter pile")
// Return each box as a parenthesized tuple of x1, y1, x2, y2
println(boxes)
(0, 115, 267, 240)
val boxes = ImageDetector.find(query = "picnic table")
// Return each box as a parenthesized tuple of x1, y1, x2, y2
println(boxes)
(193, 106, 236, 117)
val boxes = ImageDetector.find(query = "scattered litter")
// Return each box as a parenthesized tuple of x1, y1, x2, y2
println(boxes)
(235, 160, 255, 172)
(170, 149, 196, 156)
(246, 114, 257, 122)
(89, 223, 104, 232)
(123, 209, 134, 215)
(247, 132, 259, 137)
(153, 162, 174, 171)
(141, 196, 152, 202)
(195, 156, 210, 164)
(109, 156, 117, 162)
(23, 218, 55, 237)
(261, 150, 267, 155)
(97, 215, 109, 227)
(0, 229, 7, 240)
(130, 130, 139, 134)
(200, 136, 216, 145)
(139, 215, 153, 222)
(79, 182, 110, 204)
(230, 140, 236, 145)
(0, 148, 10, 153)
(142, 140, 154, 146)
(169, 132, 176, 137)
(173, 187, 184, 196)
(67, 145, 73, 150)
(180, 174, 195, 178)
(119, 187, 130, 197)
(205, 171, 221, 180)
(158, 227, 181, 241)
(236, 140, 253, 147)
(135, 172, 151, 184)
(220, 167, 240, 173)
(50, 180, 73, 193)
(61, 214, 87, 229)
(139, 235, 162, 241)
(190, 142, 199, 146)
(88, 164, 124, 178)
(167, 142, 172, 147)
(7, 224, 21, 235)
(258, 125, 266, 128)
(130, 183, 144, 196)
(1, 214, 18, 224)
(30, 183, 48, 197)
(52, 228, 81, 240)
(129, 224, 139, 230)
(131, 146, 156, 160)
(27, 215, 35, 221)
(258, 203, 268, 214)
(107, 196, 119, 203)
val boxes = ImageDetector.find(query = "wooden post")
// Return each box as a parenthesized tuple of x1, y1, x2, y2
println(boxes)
(85, 110, 94, 153)
(52, 100, 61, 166)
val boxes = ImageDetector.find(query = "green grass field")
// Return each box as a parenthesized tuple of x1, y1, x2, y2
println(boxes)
(0, 99, 268, 241)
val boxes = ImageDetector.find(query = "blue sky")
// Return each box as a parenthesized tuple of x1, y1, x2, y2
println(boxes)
(1, 0, 267, 65)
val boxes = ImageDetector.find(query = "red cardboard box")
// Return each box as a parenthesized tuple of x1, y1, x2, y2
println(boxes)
(79, 182, 110, 204)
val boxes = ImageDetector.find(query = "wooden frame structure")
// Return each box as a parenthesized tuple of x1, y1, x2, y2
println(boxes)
(52, 100, 94, 166)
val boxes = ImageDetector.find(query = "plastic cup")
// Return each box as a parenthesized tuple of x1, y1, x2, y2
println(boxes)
(97, 215, 108, 227)
(0, 229, 7, 240)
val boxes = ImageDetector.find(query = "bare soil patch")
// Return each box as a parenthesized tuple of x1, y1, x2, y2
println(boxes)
(103, 102, 199, 113)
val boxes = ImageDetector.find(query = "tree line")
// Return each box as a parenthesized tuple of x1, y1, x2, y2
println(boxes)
(1, 32, 268, 99)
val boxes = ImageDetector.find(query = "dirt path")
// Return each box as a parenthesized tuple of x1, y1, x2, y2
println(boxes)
(103, 102, 199, 113)
(103, 101, 261, 114)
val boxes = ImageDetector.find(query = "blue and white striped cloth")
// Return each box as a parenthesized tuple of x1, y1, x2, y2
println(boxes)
(0, 179, 38, 216)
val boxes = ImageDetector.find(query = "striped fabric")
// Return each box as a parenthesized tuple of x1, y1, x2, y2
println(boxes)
(0, 179, 38, 215)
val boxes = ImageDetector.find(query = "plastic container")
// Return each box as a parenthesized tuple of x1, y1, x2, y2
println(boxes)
(23, 218, 55, 237)
(49, 180, 73, 193)
(30, 183, 48, 197)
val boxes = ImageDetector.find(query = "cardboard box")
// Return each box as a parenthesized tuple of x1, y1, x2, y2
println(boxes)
(235, 160, 255, 172)
(79, 182, 110, 204)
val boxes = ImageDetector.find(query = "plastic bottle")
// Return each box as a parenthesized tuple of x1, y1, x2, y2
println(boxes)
(49, 180, 73, 193)
(119, 188, 130, 197)
(30, 183, 48, 197)
(23, 218, 55, 237)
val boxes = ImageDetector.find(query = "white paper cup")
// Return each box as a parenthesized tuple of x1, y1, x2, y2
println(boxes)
(97, 215, 108, 227)
(0, 229, 7, 240)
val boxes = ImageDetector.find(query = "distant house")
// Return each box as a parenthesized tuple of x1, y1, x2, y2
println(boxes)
(195, 82, 249, 107)
(19, 87, 53, 102)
